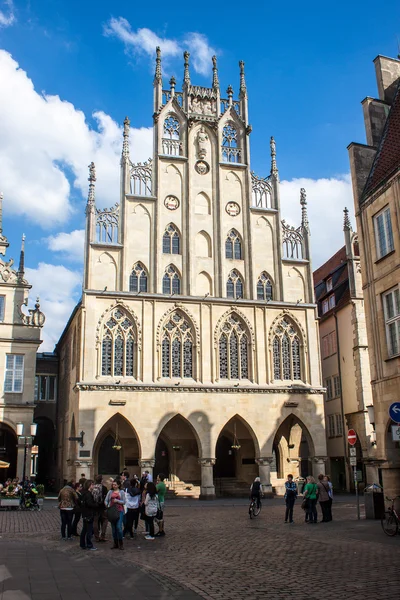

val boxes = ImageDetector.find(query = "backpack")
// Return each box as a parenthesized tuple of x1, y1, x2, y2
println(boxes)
(92, 484, 103, 506)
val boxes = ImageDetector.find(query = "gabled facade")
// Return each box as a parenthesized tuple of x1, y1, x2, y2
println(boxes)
(314, 210, 374, 491)
(348, 54, 400, 498)
(0, 194, 45, 479)
(57, 51, 326, 496)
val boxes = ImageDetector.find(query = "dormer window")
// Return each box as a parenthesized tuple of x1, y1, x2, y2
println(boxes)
(326, 278, 333, 292)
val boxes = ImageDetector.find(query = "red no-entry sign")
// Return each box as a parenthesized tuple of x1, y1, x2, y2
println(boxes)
(348, 429, 357, 446)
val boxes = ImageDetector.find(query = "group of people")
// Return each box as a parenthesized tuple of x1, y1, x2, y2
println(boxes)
(57, 470, 167, 551)
(284, 473, 333, 524)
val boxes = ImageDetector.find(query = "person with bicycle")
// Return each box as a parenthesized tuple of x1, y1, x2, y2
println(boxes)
(250, 476, 262, 509)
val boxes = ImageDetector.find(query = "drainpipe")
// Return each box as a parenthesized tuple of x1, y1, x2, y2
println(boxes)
(334, 312, 350, 491)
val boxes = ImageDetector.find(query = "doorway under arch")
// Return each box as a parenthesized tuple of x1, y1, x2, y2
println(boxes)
(271, 415, 315, 487)
(214, 415, 258, 495)
(34, 417, 56, 490)
(154, 415, 201, 485)
(0, 423, 17, 479)
(94, 414, 141, 478)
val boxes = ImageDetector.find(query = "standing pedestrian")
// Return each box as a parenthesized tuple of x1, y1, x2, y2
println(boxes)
(57, 481, 77, 540)
(155, 473, 166, 537)
(303, 476, 318, 524)
(105, 479, 126, 549)
(123, 478, 141, 538)
(71, 482, 82, 536)
(317, 474, 331, 522)
(92, 475, 108, 542)
(144, 481, 158, 540)
(79, 479, 98, 550)
(284, 474, 297, 523)
(139, 472, 148, 493)
(324, 475, 333, 521)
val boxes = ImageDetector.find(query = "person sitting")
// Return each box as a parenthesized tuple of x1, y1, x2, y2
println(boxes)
(250, 476, 262, 508)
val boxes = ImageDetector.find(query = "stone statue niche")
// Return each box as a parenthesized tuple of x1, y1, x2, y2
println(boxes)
(196, 126, 209, 160)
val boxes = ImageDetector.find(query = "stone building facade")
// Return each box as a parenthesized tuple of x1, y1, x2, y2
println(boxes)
(0, 194, 45, 480)
(314, 211, 374, 491)
(348, 54, 400, 498)
(56, 51, 326, 496)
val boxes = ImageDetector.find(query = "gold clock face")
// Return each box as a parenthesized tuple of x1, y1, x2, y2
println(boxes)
(226, 202, 240, 216)
(164, 195, 179, 210)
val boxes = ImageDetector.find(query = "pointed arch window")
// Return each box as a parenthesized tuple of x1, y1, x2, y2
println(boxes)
(225, 230, 242, 259)
(272, 318, 302, 381)
(222, 122, 241, 163)
(162, 114, 182, 156)
(257, 272, 273, 301)
(218, 314, 249, 379)
(163, 224, 180, 255)
(226, 270, 243, 299)
(162, 265, 181, 295)
(101, 308, 137, 377)
(129, 262, 148, 293)
(161, 312, 193, 378)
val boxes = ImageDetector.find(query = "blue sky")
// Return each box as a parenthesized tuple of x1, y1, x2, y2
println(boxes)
(0, 0, 399, 348)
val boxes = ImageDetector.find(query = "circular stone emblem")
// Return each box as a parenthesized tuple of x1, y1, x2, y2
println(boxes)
(225, 202, 241, 217)
(195, 160, 210, 175)
(164, 195, 180, 210)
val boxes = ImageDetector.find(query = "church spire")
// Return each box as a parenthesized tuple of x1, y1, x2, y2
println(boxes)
(122, 117, 130, 160)
(300, 188, 309, 232)
(239, 60, 247, 96)
(154, 46, 162, 84)
(343, 207, 352, 231)
(87, 162, 96, 213)
(212, 55, 219, 89)
(270, 136, 278, 177)
(18, 234, 25, 279)
(183, 51, 190, 86)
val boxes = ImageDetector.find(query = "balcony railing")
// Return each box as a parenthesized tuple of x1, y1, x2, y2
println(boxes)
(162, 138, 182, 156)
(221, 147, 242, 163)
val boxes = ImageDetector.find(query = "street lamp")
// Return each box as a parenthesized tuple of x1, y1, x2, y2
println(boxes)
(16, 422, 37, 483)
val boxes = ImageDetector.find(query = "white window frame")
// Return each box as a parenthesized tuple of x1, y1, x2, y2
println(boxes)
(333, 375, 341, 398)
(4, 354, 24, 393)
(0, 295, 5, 322)
(383, 286, 400, 357)
(328, 415, 336, 438)
(328, 294, 336, 310)
(336, 414, 343, 436)
(322, 331, 337, 359)
(326, 278, 333, 292)
(322, 299, 329, 314)
(374, 206, 395, 260)
(324, 378, 333, 400)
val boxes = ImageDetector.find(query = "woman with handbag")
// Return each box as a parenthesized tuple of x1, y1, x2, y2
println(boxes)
(105, 479, 126, 549)
(144, 481, 159, 540)
(303, 475, 318, 524)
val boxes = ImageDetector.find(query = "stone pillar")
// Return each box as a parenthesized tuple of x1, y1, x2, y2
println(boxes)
(199, 458, 216, 500)
(312, 457, 327, 478)
(256, 457, 274, 497)
(140, 459, 155, 481)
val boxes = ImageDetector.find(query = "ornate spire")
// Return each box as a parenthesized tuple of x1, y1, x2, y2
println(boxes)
(154, 46, 162, 83)
(227, 85, 233, 106)
(18, 234, 25, 278)
(122, 116, 130, 159)
(270, 136, 278, 177)
(183, 51, 190, 86)
(170, 75, 176, 97)
(300, 188, 309, 232)
(212, 55, 219, 89)
(87, 162, 96, 212)
(239, 60, 247, 95)
(343, 207, 352, 231)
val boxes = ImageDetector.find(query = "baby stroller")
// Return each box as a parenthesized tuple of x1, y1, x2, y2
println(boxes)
(20, 484, 40, 511)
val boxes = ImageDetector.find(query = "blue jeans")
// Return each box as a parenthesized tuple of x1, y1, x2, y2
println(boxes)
(111, 511, 124, 540)
(80, 518, 94, 548)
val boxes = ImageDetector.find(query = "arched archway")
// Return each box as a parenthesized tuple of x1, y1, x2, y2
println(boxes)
(214, 415, 259, 495)
(154, 415, 201, 488)
(0, 423, 17, 479)
(93, 414, 141, 478)
(271, 415, 315, 489)
(34, 417, 56, 490)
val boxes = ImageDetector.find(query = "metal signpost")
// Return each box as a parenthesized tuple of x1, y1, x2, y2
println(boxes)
(348, 429, 360, 519)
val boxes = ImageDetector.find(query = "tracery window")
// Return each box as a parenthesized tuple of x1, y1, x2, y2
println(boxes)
(163, 224, 180, 255)
(222, 123, 241, 163)
(130, 160, 152, 196)
(218, 314, 249, 379)
(96, 205, 119, 243)
(129, 262, 148, 293)
(161, 312, 193, 378)
(226, 270, 243, 299)
(272, 318, 302, 381)
(162, 265, 181, 295)
(257, 273, 273, 301)
(162, 114, 181, 156)
(101, 308, 136, 377)
(282, 221, 303, 260)
(251, 172, 272, 209)
(225, 230, 242, 260)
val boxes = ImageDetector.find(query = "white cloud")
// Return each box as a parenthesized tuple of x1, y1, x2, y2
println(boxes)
(0, 0, 15, 28)
(104, 17, 216, 76)
(0, 50, 153, 227)
(25, 263, 82, 351)
(46, 229, 85, 262)
(280, 174, 355, 270)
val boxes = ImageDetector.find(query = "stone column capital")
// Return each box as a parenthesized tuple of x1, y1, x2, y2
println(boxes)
(139, 459, 155, 468)
(256, 457, 274, 466)
(313, 456, 327, 464)
(198, 458, 216, 466)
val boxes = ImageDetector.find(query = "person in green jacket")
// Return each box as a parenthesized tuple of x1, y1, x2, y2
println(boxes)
(303, 476, 318, 524)
(155, 473, 167, 537)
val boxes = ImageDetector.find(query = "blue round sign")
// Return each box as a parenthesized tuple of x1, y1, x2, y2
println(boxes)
(389, 402, 400, 423)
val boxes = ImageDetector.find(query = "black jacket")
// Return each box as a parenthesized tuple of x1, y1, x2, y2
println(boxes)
(250, 481, 262, 496)
(80, 491, 98, 518)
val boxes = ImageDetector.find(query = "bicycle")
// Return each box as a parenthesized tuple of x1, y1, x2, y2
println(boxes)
(249, 496, 262, 519)
(381, 496, 400, 536)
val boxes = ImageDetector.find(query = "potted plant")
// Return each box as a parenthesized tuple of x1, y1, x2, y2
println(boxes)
(1, 485, 20, 509)
(36, 484, 45, 508)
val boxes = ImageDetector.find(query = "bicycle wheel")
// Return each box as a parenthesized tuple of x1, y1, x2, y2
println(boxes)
(253, 503, 261, 517)
(381, 511, 398, 536)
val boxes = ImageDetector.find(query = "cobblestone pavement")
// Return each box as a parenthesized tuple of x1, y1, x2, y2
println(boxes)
(1, 498, 400, 600)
